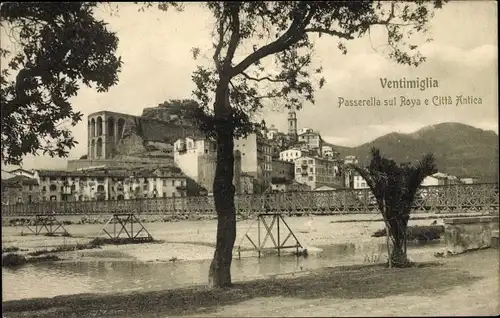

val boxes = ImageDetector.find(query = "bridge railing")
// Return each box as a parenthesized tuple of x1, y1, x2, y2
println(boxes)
(2, 183, 498, 217)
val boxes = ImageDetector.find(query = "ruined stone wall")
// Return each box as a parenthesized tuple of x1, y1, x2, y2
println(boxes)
(87, 111, 203, 160)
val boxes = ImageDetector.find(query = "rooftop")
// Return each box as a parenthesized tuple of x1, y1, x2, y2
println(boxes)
(2, 175, 39, 186)
(36, 166, 187, 179)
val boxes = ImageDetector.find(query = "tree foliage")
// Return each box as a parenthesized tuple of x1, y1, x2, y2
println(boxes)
(349, 147, 438, 267)
(142, 0, 446, 286)
(0, 2, 122, 165)
(185, 1, 446, 136)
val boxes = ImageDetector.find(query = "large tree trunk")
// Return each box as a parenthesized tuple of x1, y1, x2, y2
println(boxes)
(208, 81, 237, 288)
(388, 216, 410, 267)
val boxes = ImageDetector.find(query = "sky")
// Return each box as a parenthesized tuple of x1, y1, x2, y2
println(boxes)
(1, 1, 498, 171)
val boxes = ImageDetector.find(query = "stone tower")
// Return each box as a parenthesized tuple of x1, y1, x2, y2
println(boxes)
(287, 109, 298, 143)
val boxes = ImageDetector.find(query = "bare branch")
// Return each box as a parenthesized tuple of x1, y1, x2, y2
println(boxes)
(303, 27, 355, 40)
(229, 3, 314, 78)
(240, 71, 285, 83)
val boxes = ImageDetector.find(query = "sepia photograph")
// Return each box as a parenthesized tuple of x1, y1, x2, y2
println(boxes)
(1, 1, 498, 317)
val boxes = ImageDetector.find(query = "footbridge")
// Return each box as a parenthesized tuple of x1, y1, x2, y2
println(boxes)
(2, 183, 498, 218)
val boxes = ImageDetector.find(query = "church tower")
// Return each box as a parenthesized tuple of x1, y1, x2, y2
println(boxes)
(287, 109, 298, 143)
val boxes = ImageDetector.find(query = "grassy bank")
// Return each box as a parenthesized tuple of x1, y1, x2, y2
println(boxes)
(2, 249, 498, 317)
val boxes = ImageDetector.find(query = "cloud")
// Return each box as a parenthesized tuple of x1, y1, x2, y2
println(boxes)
(420, 43, 497, 69)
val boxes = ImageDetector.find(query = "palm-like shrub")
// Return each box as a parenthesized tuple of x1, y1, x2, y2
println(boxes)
(350, 148, 437, 267)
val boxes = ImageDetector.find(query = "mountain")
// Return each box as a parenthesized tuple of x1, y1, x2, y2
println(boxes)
(326, 122, 499, 182)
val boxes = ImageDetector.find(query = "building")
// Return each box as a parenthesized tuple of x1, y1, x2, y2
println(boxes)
(344, 155, 359, 165)
(34, 167, 191, 202)
(460, 177, 479, 184)
(421, 172, 461, 187)
(271, 160, 295, 182)
(353, 172, 369, 189)
(1, 176, 39, 205)
(270, 179, 311, 192)
(297, 128, 323, 156)
(198, 151, 242, 195)
(240, 173, 255, 195)
(7, 168, 36, 179)
(287, 109, 298, 143)
(234, 132, 272, 193)
(322, 145, 334, 158)
(266, 124, 279, 140)
(82, 110, 201, 165)
(279, 148, 308, 163)
(173, 137, 242, 194)
(294, 156, 342, 190)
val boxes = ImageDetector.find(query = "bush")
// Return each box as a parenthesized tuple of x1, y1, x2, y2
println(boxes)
(371, 225, 445, 242)
(2, 253, 27, 267)
(2, 246, 20, 253)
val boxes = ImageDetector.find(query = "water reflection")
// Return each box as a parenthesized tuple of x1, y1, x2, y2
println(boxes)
(2, 241, 444, 302)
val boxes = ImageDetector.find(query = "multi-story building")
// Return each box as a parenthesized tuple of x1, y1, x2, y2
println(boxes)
(173, 137, 242, 194)
(353, 173, 369, 189)
(297, 128, 323, 156)
(279, 148, 308, 163)
(271, 160, 295, 182)
(34, 167, 191, 202)
(294, 156, 342, 190)
(321, 145, 340, 159)
(234, 132, 272, 193)
(1, 176, 39, 205)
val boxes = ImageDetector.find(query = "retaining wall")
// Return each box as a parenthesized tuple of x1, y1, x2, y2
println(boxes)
(444, 216, 500, 253)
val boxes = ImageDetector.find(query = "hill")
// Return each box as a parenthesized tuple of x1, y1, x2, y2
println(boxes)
(326, 122, 498, 182)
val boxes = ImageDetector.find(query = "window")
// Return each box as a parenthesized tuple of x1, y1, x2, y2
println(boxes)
(60, 186, 64, 191)
(163, 192, 166, 197)
(49, 184, 57, 191)
(143, 184, 147, 190)
(28, 195, 32, 203)
(308, 176, 313, 181)
(172, 180, 175, 186)
(163, 180, 167, 186)
(28, 184, 33, 191)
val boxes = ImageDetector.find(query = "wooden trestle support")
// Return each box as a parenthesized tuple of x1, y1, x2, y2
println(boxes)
(95, 213, 153, 242)
(24, 214, 70, 236)
(237, 213, 303, 259)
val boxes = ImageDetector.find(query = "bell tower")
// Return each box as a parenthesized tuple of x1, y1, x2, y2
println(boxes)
(287, 109, 298, 143)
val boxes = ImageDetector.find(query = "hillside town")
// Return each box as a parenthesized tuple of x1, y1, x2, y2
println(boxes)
(1, 103, 478, 205)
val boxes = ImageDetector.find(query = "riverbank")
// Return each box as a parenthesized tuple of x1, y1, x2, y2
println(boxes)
(1, 214, 457, 263)
(2, 249, 498, 317)
(1, 211, 489, 227)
